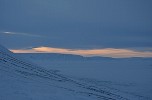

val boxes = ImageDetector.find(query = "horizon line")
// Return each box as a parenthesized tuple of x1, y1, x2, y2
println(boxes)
(10, 46, 152, 58)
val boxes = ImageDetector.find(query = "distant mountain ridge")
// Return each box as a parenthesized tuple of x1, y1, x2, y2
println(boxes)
(15, 53, 152, 61)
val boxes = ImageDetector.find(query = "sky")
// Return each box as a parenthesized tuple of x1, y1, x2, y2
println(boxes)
(0, 0, 152, 58)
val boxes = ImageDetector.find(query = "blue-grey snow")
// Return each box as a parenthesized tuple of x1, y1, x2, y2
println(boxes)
(0, 44, 152, 100)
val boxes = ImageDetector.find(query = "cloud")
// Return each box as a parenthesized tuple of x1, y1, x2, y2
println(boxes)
(10, 46, 152, 58)
(1, 31, 43, 37)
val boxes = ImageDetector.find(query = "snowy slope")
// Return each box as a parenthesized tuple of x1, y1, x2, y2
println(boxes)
(17, 53, 152, 85)
(17, 53, 152, 99)
(0, 45, 152, 100)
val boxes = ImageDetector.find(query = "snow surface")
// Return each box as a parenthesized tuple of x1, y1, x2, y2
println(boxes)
(0, 45, 152, 100)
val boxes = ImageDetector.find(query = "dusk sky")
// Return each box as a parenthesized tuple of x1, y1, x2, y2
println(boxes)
(0, 0, 152, 58)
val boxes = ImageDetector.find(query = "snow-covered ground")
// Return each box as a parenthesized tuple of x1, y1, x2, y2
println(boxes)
(16, 53, 152, 99)
(0, 45, 152, 100)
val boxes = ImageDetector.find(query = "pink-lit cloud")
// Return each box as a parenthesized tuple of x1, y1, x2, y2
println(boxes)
(10, 46, 152, 58)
